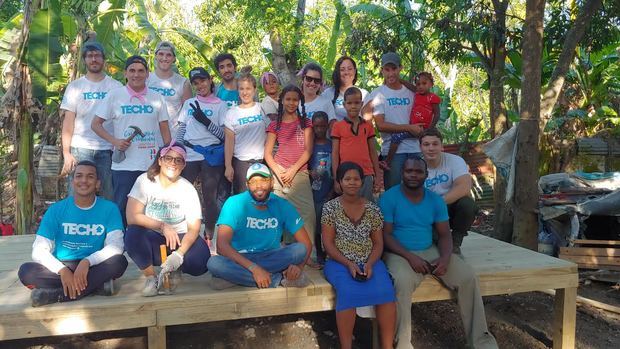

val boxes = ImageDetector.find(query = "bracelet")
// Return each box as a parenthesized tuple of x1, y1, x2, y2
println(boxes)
(247, 263, 257, 271)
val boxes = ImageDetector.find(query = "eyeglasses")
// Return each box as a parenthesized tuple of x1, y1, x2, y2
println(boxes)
(85, 53, 103, 60)
(248, 176, 271, 185)
(304, 75, 322, 85)
(161, 155, 185, 165)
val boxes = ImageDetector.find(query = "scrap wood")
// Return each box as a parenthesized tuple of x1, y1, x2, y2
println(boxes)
(541, 289, 620, 315)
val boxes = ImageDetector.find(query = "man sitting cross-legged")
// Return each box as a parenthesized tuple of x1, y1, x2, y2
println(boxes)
(207, 163, 312, 289)
(18, 160, 128, 307)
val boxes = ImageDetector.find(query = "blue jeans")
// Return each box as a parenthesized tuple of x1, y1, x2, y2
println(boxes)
(383, 152, 422, 190)
(112, 170, 144, 227)
(68, 147, 113, 200)
(207, 243, 307, 288)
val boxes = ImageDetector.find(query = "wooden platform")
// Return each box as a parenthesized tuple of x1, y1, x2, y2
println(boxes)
(0, 233, 578, 348)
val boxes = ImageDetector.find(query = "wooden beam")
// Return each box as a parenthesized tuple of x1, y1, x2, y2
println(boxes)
(148, 325, 166, 349)
(559, 247, 620, 257)
(573, 239, 620, 246)
(553, 287, 577, 349)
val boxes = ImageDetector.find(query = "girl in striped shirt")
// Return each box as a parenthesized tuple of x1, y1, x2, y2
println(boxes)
(264, 85, 318, 266)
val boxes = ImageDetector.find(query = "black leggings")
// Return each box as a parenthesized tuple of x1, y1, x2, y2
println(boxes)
(18, 255, 128, 301)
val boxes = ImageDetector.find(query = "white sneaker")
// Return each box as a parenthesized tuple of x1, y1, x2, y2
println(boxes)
(280, 271, 310, 288)
(142, 276, 158, 297)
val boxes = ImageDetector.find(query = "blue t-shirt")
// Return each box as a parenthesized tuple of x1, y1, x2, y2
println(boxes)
(36, 197, 123, 261)
(379, 185, 448, 251)
(217, 191, 304, 253)
(309, 140, 333, 203)
(216, 84, 239, 108)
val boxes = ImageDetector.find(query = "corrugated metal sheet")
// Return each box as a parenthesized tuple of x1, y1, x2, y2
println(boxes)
(578, 138, 620, 156)
(444, 142, 495, 208)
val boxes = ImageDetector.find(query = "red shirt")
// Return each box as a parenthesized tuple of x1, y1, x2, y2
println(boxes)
(331, 118, 376, 176)
(267, 118, 313, 170)
(409, 92, 441, 128)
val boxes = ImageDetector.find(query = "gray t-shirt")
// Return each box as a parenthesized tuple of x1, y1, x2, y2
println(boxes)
(424, 152, 469, 196)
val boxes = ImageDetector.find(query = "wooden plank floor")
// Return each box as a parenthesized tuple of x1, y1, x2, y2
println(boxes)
(0, 233, 578, 343)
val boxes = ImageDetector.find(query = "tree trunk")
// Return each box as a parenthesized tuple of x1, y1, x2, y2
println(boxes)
(16, 64, 34, 235)
(488, 0, 513, 241)
(539, 0, 602, 130)
(513, 0, 545, 250)
(269, 31, 296, 86)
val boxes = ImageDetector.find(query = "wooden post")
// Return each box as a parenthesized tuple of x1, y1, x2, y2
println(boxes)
(553, 287, 577, 349)
(148, 325, 166, 349)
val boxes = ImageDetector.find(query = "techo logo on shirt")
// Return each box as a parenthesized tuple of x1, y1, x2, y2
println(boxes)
(246, 217, 279, 229)
(386, 97, 411, 106)
(82, 92, 107, 100)
(188, 108, 213, 117)
(425, 174, 450, 188)
(121, 105, 154, 114)
(62, 223, 105, 236)
(149, 86, 176, 97)
(238, 114, 263, 125)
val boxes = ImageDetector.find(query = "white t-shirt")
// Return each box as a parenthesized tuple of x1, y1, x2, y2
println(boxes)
(224, 103, 268, 161)
(260, 95, 279, 116)
(323, 86, 368, 121)
(59, 75, 122, 150)
(128, 173, 202, 233)
(178, 97, 228, 162)
(367, 85, 417, 155)
(425, 153, 470, 196)
(147, 72, 188, 132)
(94, 87, 169, 171)
(303, 94, 336, 121)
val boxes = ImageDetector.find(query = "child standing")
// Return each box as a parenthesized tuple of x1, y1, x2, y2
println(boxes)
(264, 85, 317, 265)
(331, 87, 380, 201)
(309, 111, 332, 265)
(260, 72, 281, 121)
(381, 72, 441, 170)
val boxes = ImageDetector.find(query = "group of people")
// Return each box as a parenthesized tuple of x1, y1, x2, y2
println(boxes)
(17, 40, 494, 349)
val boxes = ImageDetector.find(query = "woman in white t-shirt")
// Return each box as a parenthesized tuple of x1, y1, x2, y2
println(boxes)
(324, 56, 368, 124)
(299, 63, 336, 122)
(224, 73, 268, 194)
(125, 142, 210, 297)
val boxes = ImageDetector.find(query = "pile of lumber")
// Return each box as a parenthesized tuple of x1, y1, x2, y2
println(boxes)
(560, 239, 620, 270)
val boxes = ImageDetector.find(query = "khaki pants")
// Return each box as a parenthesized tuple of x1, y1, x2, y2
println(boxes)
(384, 246, 498, 349)
(272, 167, 316, 250)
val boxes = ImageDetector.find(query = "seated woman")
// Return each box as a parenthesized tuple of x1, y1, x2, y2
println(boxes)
(321, 162, 396, 349)
(124, 142, 210, 297)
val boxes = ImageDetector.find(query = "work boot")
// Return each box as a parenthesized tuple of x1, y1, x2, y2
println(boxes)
(31, 288, 64, 307)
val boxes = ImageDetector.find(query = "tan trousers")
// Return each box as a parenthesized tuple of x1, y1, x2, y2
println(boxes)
(272, 167, 316, 250)
(384, 246, 498, 349)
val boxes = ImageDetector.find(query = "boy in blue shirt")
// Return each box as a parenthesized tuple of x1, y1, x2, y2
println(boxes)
(308, 111, 333, 265)
(207, 163, 312, 288)
(18, 160, 128, 307)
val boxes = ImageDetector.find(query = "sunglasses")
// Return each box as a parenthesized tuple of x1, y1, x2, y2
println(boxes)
(304, 75, 322, 85)
(161, 155, 185, 165)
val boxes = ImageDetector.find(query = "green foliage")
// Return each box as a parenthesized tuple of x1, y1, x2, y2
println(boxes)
(26, 0, 65, 105)
(0, 0, 22, 22)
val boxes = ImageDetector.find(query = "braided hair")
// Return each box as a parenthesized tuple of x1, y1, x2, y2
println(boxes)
(276, 85, 307, 131)
(331, 56, 358, 105)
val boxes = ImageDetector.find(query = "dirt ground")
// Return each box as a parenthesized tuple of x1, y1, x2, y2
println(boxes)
(2, 212, 620, 349)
